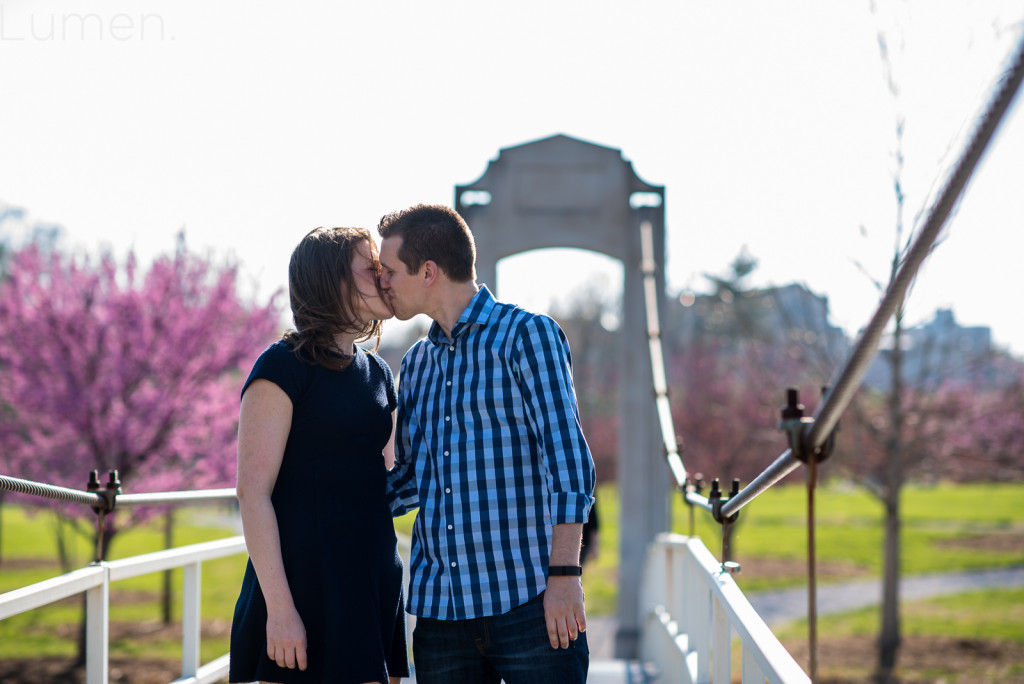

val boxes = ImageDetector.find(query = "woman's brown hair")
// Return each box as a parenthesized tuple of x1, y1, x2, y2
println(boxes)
(282, 226, 383, 369)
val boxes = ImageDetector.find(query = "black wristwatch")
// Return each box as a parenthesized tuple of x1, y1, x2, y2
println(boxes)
(548, 565, 583, 577)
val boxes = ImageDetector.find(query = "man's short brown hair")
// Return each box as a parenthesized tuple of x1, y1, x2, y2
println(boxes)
(377, 204, 476, 283)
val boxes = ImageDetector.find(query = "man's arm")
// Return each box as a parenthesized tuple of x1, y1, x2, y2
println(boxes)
(514, 314, 597, 649)
(514, 314, 596, 522)
(544, 522, 586, 648)
(385, 371, 421, 516)
(385, 415, 421, 516)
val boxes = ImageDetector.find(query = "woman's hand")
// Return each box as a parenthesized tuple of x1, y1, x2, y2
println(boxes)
(267, 605, 308, 671)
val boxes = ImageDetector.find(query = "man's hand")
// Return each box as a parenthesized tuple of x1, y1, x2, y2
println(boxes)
(543, 576, 587, 649)
(266, 606, 308, 671)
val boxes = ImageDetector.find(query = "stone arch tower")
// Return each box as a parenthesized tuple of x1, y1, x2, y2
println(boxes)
(454, 133, 670, 657)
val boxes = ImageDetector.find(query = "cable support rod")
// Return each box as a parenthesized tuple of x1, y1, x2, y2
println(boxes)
(0, 473, 104, 508)
(722, 29, 1024, 521)
(639, 219, 688, 489)
(116, 488, 237, 507)
(806, 453, 820, 681)
(720, 449, 800, 520)
(684, 490, 714, 513)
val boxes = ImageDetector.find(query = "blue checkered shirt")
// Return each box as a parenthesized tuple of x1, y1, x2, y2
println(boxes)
(386, 286, 595, 620)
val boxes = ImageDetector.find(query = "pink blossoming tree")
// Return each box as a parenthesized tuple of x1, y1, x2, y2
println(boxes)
(0, 237, 282, 563)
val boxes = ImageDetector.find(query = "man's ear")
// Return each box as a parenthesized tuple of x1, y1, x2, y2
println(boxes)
(421, 260, 440, 286)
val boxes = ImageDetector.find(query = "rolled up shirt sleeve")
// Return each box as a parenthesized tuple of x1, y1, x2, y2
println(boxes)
(514, 314, 596, 525)
(385, 449, 419, 517)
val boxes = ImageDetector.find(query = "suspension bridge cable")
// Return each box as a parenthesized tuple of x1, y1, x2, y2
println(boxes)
(0, 473, 237, 509)
(0, 473, 105, 508)
(639, 219, 688, 490)
(720, 27, 1024, 522)
(2, 470, 238, 563)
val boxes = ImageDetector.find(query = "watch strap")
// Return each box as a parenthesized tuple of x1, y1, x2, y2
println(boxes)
(548, 565, 583, 576)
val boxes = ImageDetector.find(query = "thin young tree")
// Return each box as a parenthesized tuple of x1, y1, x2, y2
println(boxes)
(848, 8, 1024, 678)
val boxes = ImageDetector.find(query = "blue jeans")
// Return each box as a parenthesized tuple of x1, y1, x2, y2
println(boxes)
(412, 591, 589, 684)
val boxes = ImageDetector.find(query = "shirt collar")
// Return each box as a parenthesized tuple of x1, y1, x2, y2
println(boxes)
(427, 285, 499, 345)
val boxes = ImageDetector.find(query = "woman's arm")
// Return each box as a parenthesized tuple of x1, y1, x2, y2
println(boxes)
(236, 379, 307, 671)
(383, 411, 396, 470)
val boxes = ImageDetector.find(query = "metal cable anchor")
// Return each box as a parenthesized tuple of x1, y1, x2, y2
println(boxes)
(779, 387, 837, 464)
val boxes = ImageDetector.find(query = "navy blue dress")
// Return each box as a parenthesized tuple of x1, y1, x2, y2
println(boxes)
(229, 340, 409, 683)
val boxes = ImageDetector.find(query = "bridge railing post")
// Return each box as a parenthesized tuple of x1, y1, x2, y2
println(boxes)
(712, 596, 730, 683)
(182, 560, 202, 678)
(689, 545, 712, 682)
(85, 564, 109, 684)
(640, 538, 666, 671)
(670, 540, 686, 636)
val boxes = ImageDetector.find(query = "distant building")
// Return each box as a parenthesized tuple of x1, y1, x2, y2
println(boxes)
(667, 282, 849, 366)
(863, 308, 1000, 389)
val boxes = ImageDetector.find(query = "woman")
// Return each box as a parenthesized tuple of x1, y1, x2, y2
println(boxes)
(229, 227, 408, 684)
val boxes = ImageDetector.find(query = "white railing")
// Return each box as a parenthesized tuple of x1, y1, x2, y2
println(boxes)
(4, 523, 805, 683)
(0, 535, 247, 684)
(641, 533, 810, 684)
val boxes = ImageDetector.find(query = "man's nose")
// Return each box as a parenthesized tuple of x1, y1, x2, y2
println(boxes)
(378, 272, 390, 289)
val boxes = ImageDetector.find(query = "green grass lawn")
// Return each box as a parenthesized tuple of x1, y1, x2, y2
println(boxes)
(670, 480, 1024, 594)
(774, 586, 1024, 645)
(772, 586, 1024, 681)
(2, 480, 1023, 671)
(0, 504, 247, 662)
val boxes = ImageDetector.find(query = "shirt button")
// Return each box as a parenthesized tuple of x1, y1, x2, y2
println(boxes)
(445, 487, 451, 494)
(444, 450, 449, 456)
(446, 381, 452, 386)
(451, 561, 457, 567)
(447, 524, 453, 530)
(445, 416, 450, 421)
(449, 345, 455, 351)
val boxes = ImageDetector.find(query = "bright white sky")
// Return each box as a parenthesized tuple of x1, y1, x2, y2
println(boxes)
(1, 1, 1023, 355)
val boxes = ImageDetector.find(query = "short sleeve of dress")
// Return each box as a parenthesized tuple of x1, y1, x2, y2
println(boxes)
(367, 351, 398, 412)
(241, 340, 309, 404)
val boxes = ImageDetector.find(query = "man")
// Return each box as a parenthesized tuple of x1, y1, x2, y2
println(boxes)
(378, 203, 595, 684)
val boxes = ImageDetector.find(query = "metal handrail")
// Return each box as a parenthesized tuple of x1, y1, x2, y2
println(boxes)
(117, 489, 237, 507)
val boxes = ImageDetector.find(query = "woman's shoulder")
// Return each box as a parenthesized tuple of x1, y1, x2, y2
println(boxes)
(243, 338, 310, 400)
(256, 338, 301, 366)
(361, 347, 395, 378)
(362, 348, 397, 406)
